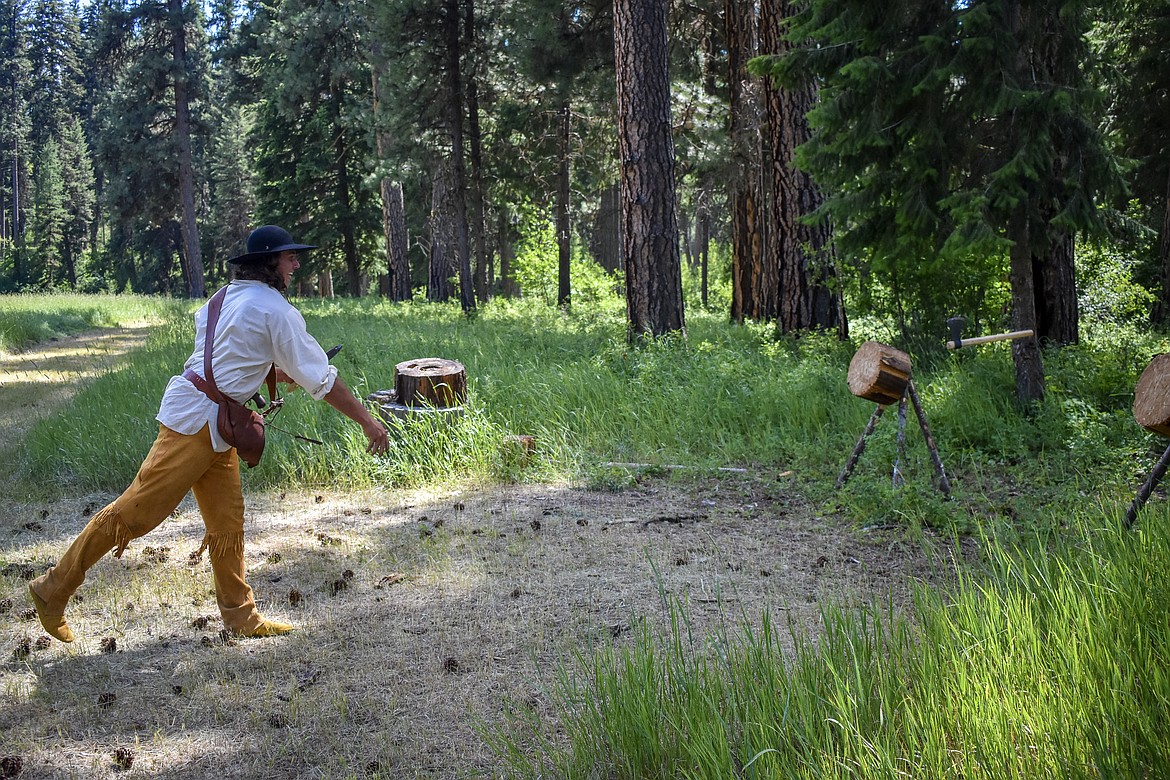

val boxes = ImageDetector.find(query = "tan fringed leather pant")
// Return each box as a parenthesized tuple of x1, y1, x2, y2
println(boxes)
(29, 424, 263, 634)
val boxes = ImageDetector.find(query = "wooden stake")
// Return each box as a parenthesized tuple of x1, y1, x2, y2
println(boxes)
(836, 403, 886, 489)
(1126, 441, 1170, 529)
(906, 381, 952, 498)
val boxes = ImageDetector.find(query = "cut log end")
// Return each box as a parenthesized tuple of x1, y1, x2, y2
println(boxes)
(394, 357, 467, 408)
(1134, 353, 1170, 437)
(847, 341, 912, 405)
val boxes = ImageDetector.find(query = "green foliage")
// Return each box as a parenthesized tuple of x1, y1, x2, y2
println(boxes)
(509, 208, 623, 309)
(762, 0, 1122, 331)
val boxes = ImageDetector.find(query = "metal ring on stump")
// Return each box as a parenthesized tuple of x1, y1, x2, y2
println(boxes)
(1134, 353, 1170, 437)
(847, 341, 912, 405)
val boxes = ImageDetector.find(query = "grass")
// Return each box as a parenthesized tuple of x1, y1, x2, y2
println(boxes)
(487, 508, 1170, 778)
(0, 292, 176, 353)
(4, 291, 1170, 777)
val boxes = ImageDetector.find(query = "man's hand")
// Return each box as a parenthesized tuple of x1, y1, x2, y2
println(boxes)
(323, 376, 391, 456)
(363, 419, 391, 456)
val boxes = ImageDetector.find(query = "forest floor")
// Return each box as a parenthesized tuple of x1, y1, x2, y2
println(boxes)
(0, 329, 960, 779)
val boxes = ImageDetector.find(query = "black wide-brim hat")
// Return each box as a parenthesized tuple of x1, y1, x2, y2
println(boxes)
(229, 225, 317, 264)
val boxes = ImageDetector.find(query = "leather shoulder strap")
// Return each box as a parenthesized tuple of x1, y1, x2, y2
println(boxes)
(203, 285, 280, 408)
(202, 286, 229, 402)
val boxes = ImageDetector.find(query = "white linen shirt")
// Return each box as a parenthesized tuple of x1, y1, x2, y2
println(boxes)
(157, 281, 339, 452)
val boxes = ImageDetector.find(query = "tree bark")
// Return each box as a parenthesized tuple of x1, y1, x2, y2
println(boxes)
(763, 0, 843, 336)
(559, 95, 573, 306)
(464, 0, 489, 304)
(1009, 212, 1045, 403)
(614, 0, 685, 340)
(382, 179, 411, 301)
(371, 64, 411, 302)
(698, 200, 709, 307)
(847, 341, 912, 406)
(444, 0, 474, 314)
(589, 183, 621, 272)
(1133, 353, 1170, 437)
(725, 0, 766, 323)
(394, 357, 468, 408)
(428, 165, 456, 302)
(170, 0, 205, 299)
(556, 98, 571, 308)
(499, 209, 519, 297)
(1033, 230, 1078, 345)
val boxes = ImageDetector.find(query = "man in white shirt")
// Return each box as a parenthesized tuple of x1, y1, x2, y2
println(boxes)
(30, 225, 390, 642)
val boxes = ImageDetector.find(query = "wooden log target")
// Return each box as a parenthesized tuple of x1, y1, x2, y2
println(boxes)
(847, 341, 912, 406)
(1134, 353, 1170, 437)
(394, 357, 468, 408)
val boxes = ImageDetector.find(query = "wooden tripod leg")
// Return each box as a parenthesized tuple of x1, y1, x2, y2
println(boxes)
(1125, 441, 1170, 529)
(906, 381, 952, 498)
(837, 404, 887, 489)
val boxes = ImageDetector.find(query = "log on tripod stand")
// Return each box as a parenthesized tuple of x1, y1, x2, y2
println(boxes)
(847, 341, 912, 405)
(1133, 353, 1170, 437)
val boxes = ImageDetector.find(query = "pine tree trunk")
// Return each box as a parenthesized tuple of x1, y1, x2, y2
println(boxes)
(445, 0, 474, 313)
(614, 0, 684, 340)
(464, 0, 489, 304)
(1033, 231, 1078, 345)
(725, 0, 765, 323)
(371, 65, 412, 302)
(698, 202, 709, 307)
(428, 166, 455, 302)
(763, 0, 842, 336)
(557, 98, 571, 308)
(1009, 212, 1045, 403)
(382, 179, 411, 301)
(499, 209, 519, 297)
(170, 0, 204, 299)
(589, 183, 621, 272)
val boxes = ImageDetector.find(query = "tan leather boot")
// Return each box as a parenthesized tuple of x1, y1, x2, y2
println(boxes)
(28, 512, 122, 643)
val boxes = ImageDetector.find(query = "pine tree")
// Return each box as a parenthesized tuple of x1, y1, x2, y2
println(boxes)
(770, 0, 1119, 401)
(249, 0, 379, 296)
(0, 0, 30, 288)
(1100, 1, 1170, 323)
(90, 0, 211, 296)
(30, 138, 65, 286)
(614, 0, 685, 339)
(57, 116, 94, 287)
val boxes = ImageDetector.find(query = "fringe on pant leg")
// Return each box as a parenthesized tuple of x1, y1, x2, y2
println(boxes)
(89, 504, 135, 559)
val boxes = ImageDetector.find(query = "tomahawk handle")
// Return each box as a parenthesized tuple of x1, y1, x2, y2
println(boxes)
(946, 329, 1034, 350)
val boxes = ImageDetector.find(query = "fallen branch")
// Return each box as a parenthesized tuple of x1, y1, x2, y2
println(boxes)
(600, 462, 748, 474)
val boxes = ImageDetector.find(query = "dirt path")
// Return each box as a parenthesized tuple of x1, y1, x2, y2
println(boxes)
(0, 331, 948, 778)
(0, 326, 155, 462)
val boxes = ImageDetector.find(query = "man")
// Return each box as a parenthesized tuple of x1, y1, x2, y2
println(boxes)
(29, 225, 390, 641)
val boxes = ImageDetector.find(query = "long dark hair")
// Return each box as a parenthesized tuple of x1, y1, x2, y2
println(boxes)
(231, 253, 286, 292)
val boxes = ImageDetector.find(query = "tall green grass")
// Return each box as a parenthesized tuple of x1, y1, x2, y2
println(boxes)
(0, 291, 176, 352)
(20, 297, 876, 492)
(486, 509, 1170, 778)
(18, 294, 1168, 520)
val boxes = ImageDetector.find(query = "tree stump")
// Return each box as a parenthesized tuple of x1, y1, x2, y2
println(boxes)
(394, 358, 467, 408)
(847, 341, 912, 405)
(1134, 353, 1170, 436)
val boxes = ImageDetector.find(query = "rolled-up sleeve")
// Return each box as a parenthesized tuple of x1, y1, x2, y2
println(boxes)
(272, 308, 339, 401)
